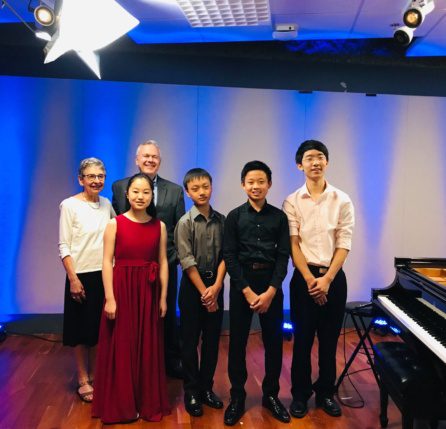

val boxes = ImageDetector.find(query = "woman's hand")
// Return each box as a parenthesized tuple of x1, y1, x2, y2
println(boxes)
(104, 298, 117, 319)
(159, 298, 167, 318)
(70, 277, 85, 303)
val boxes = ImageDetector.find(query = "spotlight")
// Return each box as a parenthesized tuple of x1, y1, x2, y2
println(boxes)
(282, 321, 293, 341)
(403, 0, 435, 28)
(393, 26, 414, 46)
(34, 4, 55, 26)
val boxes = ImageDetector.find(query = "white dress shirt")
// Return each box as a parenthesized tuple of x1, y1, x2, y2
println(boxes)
(283, 182, 354, 267)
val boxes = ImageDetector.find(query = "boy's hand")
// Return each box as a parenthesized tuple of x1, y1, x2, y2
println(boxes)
(308, 276, 331, 305)
(305, 275, 317, 290)
(206, 302, 219, 313)
(243, 287, 259, 307)
(201, 285, 220, 307)
(251, 287, 276, 313)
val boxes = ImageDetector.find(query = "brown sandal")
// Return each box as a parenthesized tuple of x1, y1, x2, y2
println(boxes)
(77, 380, 94, 402)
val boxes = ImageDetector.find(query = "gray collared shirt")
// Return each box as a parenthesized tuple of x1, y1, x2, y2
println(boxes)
(174, 205, 225, 273)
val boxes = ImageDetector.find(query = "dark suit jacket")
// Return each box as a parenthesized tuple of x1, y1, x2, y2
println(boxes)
(112, 176, 185, 264)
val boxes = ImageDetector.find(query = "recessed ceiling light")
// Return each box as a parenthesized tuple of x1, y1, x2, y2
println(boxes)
(175, 0, 270, 27)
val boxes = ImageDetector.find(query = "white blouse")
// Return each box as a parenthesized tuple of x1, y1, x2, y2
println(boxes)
(58, 196, 115, 273)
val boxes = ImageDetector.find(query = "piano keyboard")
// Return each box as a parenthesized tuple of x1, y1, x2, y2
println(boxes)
(377, 295, 446, 364)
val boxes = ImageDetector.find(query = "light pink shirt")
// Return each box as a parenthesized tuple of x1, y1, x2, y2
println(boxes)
(282, 182, 354, 267)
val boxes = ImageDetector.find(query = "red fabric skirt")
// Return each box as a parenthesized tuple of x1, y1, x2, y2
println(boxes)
(92, 261, 170, 423)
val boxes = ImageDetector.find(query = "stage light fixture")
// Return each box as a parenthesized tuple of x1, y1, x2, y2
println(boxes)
(403, 0, 435, 28)
(393, 26, 414, 46)
(34, 4, 55, 26)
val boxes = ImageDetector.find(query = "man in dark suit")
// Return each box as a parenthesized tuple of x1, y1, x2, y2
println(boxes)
(112, 139, 185, 378)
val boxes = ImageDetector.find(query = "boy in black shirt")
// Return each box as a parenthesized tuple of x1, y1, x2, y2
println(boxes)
(223, 160, 290, 426)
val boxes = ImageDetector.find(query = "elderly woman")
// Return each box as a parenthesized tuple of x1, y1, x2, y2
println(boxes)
(59, 158, 115, 402)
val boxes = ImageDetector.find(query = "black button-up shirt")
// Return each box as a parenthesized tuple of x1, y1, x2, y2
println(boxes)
(223, 201, 290, 291)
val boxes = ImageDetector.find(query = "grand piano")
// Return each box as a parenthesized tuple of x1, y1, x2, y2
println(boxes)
(373, 257, 446, 368)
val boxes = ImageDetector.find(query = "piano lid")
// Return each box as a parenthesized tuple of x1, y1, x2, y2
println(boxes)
(395, 257, 446, 302)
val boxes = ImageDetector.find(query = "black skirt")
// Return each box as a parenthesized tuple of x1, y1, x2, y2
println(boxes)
(62, 271, 104, 347)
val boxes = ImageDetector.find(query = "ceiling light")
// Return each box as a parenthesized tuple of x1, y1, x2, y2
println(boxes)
(175, 0, 270, 28)
(44, 0, 139, 78)
(393, 26, 414, 46)
(403, 0, 435, 28)
(34, 4, 55, 26)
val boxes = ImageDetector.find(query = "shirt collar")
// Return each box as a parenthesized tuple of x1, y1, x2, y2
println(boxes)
(191, 204, 216, 221)
(152, 175, 158, 184)
(299, 181, 336, 199)
(245, 199, 269, 213)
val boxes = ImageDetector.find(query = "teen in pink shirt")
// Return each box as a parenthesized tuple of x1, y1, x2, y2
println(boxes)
(283, 140, 354, 419)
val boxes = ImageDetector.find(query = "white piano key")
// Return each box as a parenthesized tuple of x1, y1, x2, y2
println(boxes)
(377, 295, 446, 364)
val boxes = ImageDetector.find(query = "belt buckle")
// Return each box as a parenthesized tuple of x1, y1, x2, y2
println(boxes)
(319, 267, 328, 274)
(252, 262, 261, 270)
(203, 270, 214, 279)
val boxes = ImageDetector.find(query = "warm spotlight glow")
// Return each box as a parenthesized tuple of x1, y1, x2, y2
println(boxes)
(34, 5, 55, 26)
(403, 9, 422, 28)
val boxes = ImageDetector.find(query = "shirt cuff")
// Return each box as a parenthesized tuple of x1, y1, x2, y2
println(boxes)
(179, 256, 197, 271)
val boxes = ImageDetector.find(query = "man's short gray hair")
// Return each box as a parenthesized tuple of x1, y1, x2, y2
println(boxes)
(78, 157, 105, 176)
(136, 139, 162, 158)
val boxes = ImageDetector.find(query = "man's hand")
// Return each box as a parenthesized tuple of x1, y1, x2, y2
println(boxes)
(251, 287, 276, 314)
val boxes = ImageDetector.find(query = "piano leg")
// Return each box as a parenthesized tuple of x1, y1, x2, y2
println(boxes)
(379, 383, 389, 428)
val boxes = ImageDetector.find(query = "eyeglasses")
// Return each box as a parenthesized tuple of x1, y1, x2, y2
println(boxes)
(82, 174, 106, 181)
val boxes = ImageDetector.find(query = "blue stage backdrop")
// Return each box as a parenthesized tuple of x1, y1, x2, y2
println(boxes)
(0, 76, 445, 316)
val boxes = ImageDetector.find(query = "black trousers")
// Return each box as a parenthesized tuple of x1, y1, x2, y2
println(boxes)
(290, 266, 347, 401)
(164, 262, 181, 368)
(179, 274, 224, 395)
(228, 268, 284, 400)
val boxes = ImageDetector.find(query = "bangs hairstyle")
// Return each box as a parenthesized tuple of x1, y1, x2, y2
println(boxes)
(241, 160, 272, 183)
(78, 157, 105, 176)
(183, 168, 212, 190)
(125, 173, 157, 217)
(295, 140, 329, 165)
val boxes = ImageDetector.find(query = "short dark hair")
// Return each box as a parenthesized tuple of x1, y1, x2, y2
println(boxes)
(183, 168, 212, 190)
(295, 140, 329, 165)
(241, 160, 272, 183)
(125, 173, 157, 217)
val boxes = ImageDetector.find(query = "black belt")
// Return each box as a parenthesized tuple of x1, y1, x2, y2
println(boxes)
(244, 262, 273, 271)
(308, 264, 329, 274)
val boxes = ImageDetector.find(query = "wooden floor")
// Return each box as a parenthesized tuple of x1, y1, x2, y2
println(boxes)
(0, 329, 443, 429)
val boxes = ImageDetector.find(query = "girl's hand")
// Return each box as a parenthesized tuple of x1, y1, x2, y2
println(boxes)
(159, 298, 167, 318)
(104, 298, 117, 320)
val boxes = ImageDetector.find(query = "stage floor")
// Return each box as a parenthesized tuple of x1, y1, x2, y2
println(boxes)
(0, 329, 441, 428)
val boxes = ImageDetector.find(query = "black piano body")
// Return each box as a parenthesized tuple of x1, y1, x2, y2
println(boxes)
(372, 257, 446, 381)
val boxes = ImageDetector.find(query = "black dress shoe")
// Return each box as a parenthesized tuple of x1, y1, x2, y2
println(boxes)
(289, 399, 308, 418)
(166, 361, 183, 379)
(262, 396, 290, 423)
(201, 390, 223, 409)
(184, 394, 203, 417)
(315, 396, 342, 417)
(224, 398, 245, 426)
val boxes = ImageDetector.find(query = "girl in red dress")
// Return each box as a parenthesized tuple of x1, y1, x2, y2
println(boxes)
(93, 173, 171, 423)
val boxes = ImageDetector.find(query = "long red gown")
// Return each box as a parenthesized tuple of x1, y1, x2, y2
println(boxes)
(92, 215, 170, 423)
